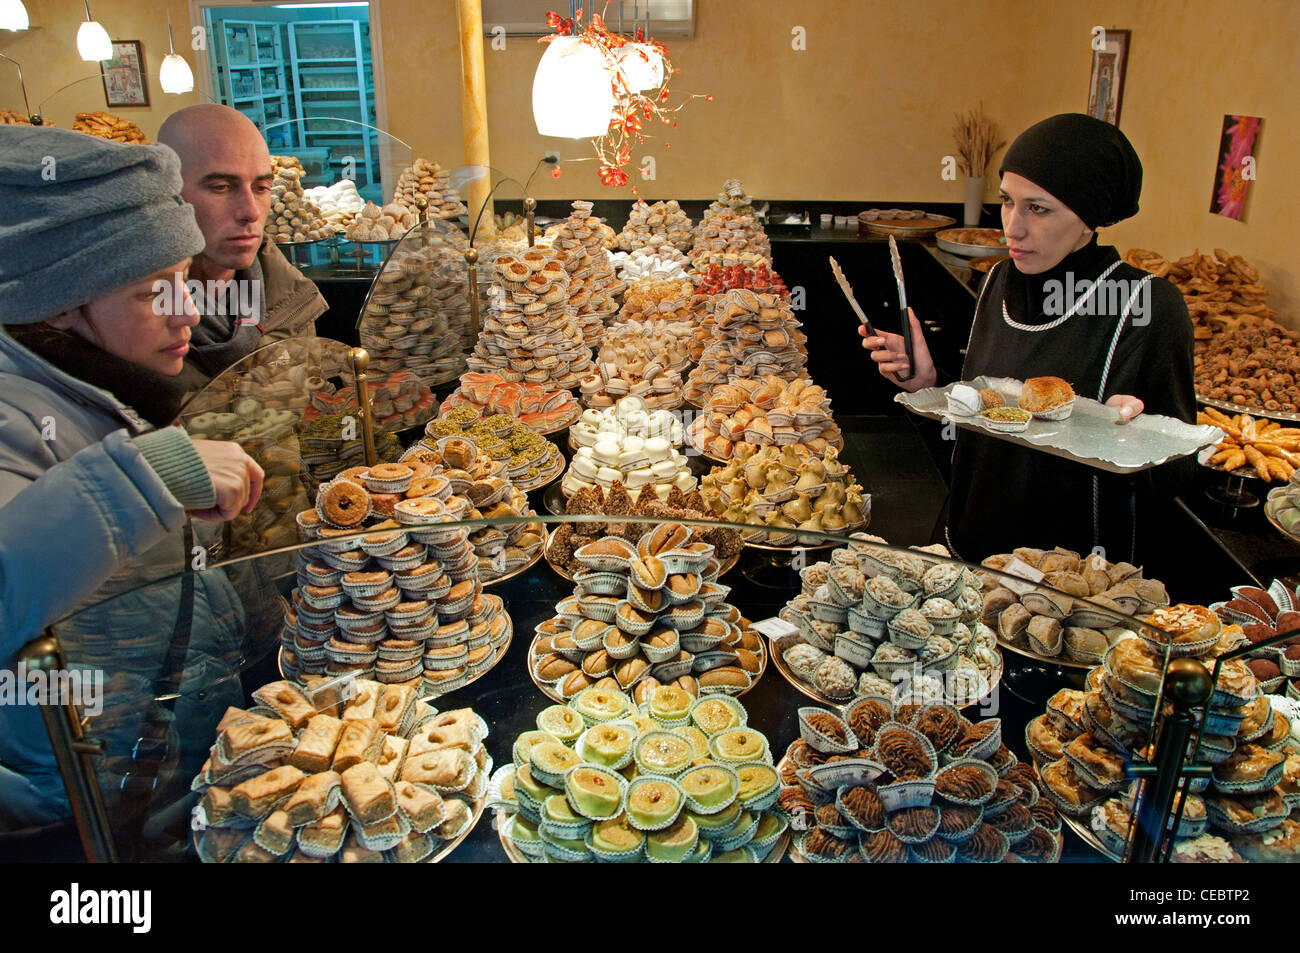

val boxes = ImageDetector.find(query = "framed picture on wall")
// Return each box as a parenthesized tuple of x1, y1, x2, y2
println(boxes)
(101, 40, 150, 108)
(1086, 29, 1129, 127)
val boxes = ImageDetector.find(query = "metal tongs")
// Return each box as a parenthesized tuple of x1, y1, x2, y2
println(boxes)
(887, 236, 915, 382)
(830, 254, 910, 383)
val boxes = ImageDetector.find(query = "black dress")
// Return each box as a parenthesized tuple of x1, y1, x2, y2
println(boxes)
(945, 239, 1195, 564)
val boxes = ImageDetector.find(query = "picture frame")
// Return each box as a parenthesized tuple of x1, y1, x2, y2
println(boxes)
(101, 40, 150, 108)
(1086, 28, 1129, 127)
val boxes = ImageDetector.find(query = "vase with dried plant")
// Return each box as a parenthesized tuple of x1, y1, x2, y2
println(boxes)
(952, 103, 1005, 226)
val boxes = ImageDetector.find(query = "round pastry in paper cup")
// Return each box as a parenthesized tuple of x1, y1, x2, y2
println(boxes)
(834, 631, 876, 669)
(689, 695, 747, 735)
(860, 577, 918, 621)
(633, 729, 696, 777)
(1134, 604, 1222, 659)
(583, 816, 647, 862)
(711, 808, 760, 853)
(934, 757, 998, 807)
(708, 727, 771, 765)
(1211, 753, 1285, 796)
(540, 825, 593, 862)
(576, 720, 640, 771)
(573, 569, 628, 597)
(563, 764, 629, 822)
(677, 762, 741, 815)
(540, 792, 596, 842)
(1204, 790, 1289, 835)
(624, 775, 687, 832)
(797, 706, 858, 755)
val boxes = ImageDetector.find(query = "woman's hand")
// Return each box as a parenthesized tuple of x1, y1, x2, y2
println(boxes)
(1105, 394, 1145, 422)
(859, 308, 937, 392)
(189, 439, 264, 522)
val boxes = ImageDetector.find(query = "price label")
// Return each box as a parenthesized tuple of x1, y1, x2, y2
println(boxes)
(996, 557, 1044, 596)
(751, 617, 799, 641)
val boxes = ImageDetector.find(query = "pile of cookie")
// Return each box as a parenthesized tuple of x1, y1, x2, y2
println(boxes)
(689, 209, 771, 268)
(465, 244, 596, 391)
(440, 372, 581, 433)
(422, 410, 563, 493)
(978, 547, 1170, 664)
(579, 320, 693, 410)
(303, 179, 365, 233)
(531, 522, 766, 700)
(492, 688, 787, 862)
(772, 537, 1000, 706)
(344, 200, 420, 242)
(684, 288, 809, 406)
(73, 110, 145, 143)
(295, 413, 402, 487)
(562, 398, 695, 501)
(291, 444, 520, 683)
(609, 242, 692, 283)
(192, 681, 489, 862)
(700, 178, 755, 222)
(1123, 246, 1277, 335)
(357, 237, 476, 387)
(693, 262, 789, 298)
(266, 156, 332, 242)
(688, 375, 841, 460)
(618, 277, 696, 324)
(393, 158, 467, 221)
(549, 200, 626, 344)
(306, 371, 438, 433)
(615, 199, 694, 251)
(1213, 580, 1300, 694)
(0, 108, 45, 125)
(778, 697, 1060, 863)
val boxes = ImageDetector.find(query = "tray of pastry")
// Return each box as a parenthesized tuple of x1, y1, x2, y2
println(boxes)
(896, 376, 1224, 474)
(935, 228, 1008, 258)
(858, 209, 956, 238)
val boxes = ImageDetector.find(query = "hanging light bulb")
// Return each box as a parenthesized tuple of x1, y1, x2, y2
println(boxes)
(617, 42, 663, 92)
(77, 1, 113, 62)
(532, 36, 616, 139)
(0, 0, 30, 32)
(159, 21, 194, 93)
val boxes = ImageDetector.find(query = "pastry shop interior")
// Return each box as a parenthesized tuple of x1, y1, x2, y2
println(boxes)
(2, 0, 1299, 871)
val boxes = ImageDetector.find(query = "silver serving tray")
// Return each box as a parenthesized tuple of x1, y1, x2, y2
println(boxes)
(896, 376, 1224, 474)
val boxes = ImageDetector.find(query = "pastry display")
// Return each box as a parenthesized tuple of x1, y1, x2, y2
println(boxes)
(698, 444, 868, 543)
(978, 547, 1170, 665)
(421, 410, 564, 493)
(1199, 408, 1300, 482)
(490, 688, 786, 862)
(579, 320, 692, 409)
(465, 243, 596, 392)
(546, 483, 743, 580)
(72, 110, 145, 144)
(192, 686, 490, 862)
(771, 537, 1001, 707)
(700, 177, 756, 223)
(345, 200, 420, 242)
(293, 412, 402, 486)
(687, 375, 842, 460)
(303, 179, 365, 234)
(684, 288, 809, 406)
(392, 157, 468, 221)
(440, 372, 581, 433)
(617, 277, 696, 324)
(609, 242, 692, 283)
(550, 200, 627, 343)
(531, 521, 766, 701)
(1209, 579, 1300, 690)
(562, 398, 694, 500)
(690, 208, 771, 267)
(304, 370, 437, 434)
(778, 696, 1057, 863)
(356, 234, 477, 388)
(692, 262, 789, 298)
(265, 156, 332, 242)
(614, 199, 694, 251)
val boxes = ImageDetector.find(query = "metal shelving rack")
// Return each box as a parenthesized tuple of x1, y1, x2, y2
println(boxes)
(287, 19, 377, 190)
(215, 20, 292, 141)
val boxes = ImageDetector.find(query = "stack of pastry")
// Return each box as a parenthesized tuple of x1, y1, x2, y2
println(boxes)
(693, 262, 788, 298)
(683, 288, 808, 406)
(295, 412, 401, 487)
(344, 200, 419, 242)
(492, 687, 788, 862)
(700, 177, 755, 222)
(303, 179, 365, 234)
(699, 444, 869, 543)
(579, 320, 692, 409)
(191, 682, 490, 863)
(550, 200, 626, 344)
(423, 410, 564, 493)
(291, 445, 520, 679)
(618, 277, 696, 324)
(978, 547, 1171, 664)
(687, 375, 841, 460)
(265, 156, 332, 242)
(357, 237, 476, 387)
(609, 243, 692, 283)
(773, 537, 1000, 706)
(548, 482, 743, 578)
(689, 209, 771, 268)
(73, 110, 145, 143)
(392, 158, 468, 220)
(614, 199, 694, 251)
(307, 371, 437, 433)
(562, 408, 694, 501)
(440, 372, 581, 433)
(776, 695, 1058, 863)
(531, 522, 766, 701)
(1024, 607, 1298, 862)
(465, 244, 595, 391)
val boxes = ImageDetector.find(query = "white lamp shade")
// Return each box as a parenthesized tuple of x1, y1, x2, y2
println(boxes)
(159, 53, 194, 93)
(532, 36, 616, 139)
(618, 43, 663, 92)
(77, 19, 113, 61)
(0, 0, 29, 31)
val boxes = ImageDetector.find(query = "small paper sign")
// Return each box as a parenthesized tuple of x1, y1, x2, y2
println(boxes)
(752, 617, 799, 641)
(996, 557, 1044, 596)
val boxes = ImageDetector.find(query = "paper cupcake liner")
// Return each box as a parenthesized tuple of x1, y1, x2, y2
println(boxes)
(539, 828, 592, 862)
(678, 764, 741, 818)
(539, 803, 595, 843)
(735, 772, 781, 815)
(577, 597, 620, 624)
(422, 669, 468, 696)
(666, 603, 706, 631)
(353, 590, 402, 613)
(933, 803, 985, 844)
(1038, 776, 1104, 819)
(583, 827, 646, 863)
(921, 612, 960, 637)
(954, 823, 1010, 863)
(886, 619, 933, 652)
(641, 704, 691, 730)
(573, 570, 628, 596)
(614, 604, 657, 638)
(808, 598, 850, 625)
(642, 634, 682, 665)
(886, 806, 941, 845)
(1204, 799, 1288, 836)
(1135, 629, 1219, 660)
(1061, 749, 1129, 795)
(710, 810, 759, 853)
(797, 707, 859, 755)
(1210, 682, 1262, 710)
(846, 606, 888, 639)
(934, 757, 998, 807)
(1211, 760, 1285, 795)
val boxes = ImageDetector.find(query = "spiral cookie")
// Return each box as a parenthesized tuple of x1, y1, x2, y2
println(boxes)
(316, 479, 372, 528)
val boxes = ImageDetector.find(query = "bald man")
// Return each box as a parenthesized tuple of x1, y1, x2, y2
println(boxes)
(158, 104, 326, 393)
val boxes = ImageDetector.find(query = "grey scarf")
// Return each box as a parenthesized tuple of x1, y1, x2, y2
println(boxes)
(186, 255, 266, 377)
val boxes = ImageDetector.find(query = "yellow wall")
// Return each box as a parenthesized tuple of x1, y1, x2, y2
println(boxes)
(5, 0, 1296, 318)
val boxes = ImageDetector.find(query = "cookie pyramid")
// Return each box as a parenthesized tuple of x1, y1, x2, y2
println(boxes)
(393, 158, 468, 220)
(615, 199, 694, 251)
(464, 244, 594, 391)
(684, 288, 808, 404)
(267, 156, 332, 242)
(550, 200, 626, 345)
(689, 208, 770, 266)
(701, 177, 755, 222)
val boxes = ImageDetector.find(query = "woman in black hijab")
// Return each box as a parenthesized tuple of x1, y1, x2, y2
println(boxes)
(863, 113, 1195, 563)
